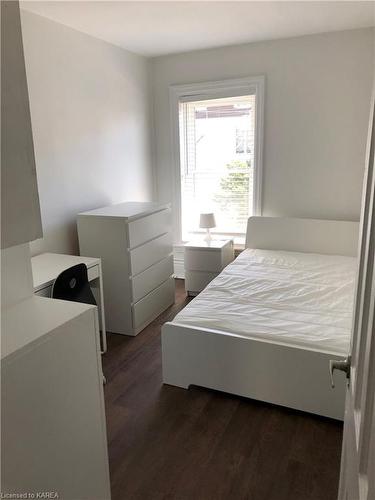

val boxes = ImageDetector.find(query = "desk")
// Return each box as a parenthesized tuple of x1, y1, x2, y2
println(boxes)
(31, 253, 107, 352)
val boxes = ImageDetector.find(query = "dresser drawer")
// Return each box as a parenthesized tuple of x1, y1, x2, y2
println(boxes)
(130, 232, 173, 275)
(185, 270, 218, 294)
(184, 248, 223, 272)
(87, 264, 100, 282)
(132, 277, 175, 331)
(128, 208, 171, 249)
(131, 254, 173, 303)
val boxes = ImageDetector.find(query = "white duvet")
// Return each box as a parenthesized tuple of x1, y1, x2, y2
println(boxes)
(174, 249, 357, 355)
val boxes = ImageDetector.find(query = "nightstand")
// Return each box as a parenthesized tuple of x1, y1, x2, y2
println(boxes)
(184, 239, 234, 296)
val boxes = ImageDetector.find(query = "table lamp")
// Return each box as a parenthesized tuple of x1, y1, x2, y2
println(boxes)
(199, 213, 216, 242)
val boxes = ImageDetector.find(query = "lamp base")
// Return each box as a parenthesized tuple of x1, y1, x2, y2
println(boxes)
(204, 228, 212, 242)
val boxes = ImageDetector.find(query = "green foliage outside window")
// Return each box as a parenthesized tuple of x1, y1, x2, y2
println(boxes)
(214, 160, 252, 229)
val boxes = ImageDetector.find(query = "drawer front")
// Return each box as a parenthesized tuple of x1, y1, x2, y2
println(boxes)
(87, 264, 100, 282)
(128, 208, 171, 249)
(132, 254, 173, 303)
(132, 277, 175, 330)
(173, 244, 185, 279)
(185, 270, 218, 293)
(35, 286, 52, 298)
(184, 248, 223, 273)
(130, 232, 173, 276)
(222, 242, 235, 267)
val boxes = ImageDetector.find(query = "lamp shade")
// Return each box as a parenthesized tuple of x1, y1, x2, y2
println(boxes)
(199, 213, 216, 229)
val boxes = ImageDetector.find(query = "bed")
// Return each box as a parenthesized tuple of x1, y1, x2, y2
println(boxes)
(161, 217, 359, 420)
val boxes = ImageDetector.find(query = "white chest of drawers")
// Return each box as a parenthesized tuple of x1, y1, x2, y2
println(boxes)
(77, 202, 174, 336)
(184, 239, 234, 296)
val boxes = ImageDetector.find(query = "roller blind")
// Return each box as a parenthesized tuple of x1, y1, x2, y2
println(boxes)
(179, 95, 256, 240)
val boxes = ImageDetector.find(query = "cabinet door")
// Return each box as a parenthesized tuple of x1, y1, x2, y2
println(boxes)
(1, 1, 42, 249)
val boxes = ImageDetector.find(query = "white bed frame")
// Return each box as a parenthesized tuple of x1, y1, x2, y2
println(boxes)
(162, 217, 359, 420)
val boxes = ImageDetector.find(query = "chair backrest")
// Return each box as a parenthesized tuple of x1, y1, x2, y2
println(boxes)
(52, 263, 97, 306)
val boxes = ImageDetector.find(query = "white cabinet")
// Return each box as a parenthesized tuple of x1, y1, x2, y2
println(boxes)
(1, 297, 111, 500)
(184, 239, 234, 295)
(1, 6, 111, 497)
(77, 202, 175, 336)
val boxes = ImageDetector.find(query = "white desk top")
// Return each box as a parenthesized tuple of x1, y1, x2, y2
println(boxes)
(31, 253, 100, 291)
(78, 201, 170, 221)
(2, 296, 95, 361)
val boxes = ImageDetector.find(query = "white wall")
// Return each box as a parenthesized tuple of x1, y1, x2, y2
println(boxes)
(152, 28, 374, 241)
(21, 11, 154, 255)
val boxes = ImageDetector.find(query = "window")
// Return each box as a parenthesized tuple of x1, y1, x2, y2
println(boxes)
(170, 77, 264, 243)
(235, 128, 251, 155)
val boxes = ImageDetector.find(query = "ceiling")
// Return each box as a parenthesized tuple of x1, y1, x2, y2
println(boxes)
(21, 1, 375, 57)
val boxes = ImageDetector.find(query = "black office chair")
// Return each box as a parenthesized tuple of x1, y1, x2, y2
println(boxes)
(51, 263, 96, 306)
(52, 264, 106, 383)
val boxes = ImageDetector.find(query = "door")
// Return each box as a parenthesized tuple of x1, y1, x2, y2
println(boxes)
(336, 92, 375, 500)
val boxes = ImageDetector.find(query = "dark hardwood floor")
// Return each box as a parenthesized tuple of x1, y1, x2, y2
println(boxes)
(103, 279, 343, 500)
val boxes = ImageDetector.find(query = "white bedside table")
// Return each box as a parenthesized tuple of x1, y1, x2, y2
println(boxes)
(184, 239, 234, 296)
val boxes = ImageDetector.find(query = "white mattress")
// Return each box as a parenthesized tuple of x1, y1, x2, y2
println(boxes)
(174, 249, 357, 355)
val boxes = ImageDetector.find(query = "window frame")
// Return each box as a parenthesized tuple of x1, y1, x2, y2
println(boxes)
(169, 76, 265, 243)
